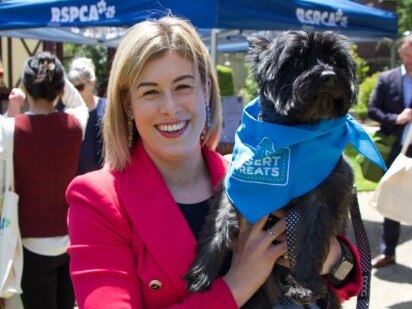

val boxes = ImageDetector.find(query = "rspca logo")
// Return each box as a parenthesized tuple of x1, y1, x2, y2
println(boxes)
(296, 8, 348, 28)
(49, 0, 115, 25)
(231, 137, 290, 185)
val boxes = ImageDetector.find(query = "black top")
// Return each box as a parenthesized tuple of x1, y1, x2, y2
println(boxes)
(177, 199, 232, 276)
(177, 199, 210, 240)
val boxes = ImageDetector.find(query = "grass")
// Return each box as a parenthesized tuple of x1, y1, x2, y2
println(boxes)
(344, 144, 378, 192)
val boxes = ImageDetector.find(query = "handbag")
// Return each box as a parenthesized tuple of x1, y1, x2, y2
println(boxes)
(356, 131, 396, 182)
(0, 116, 23, 299)
(370, 123, 412, 224)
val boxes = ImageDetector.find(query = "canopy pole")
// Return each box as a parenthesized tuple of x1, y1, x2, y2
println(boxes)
(210, 28, 218, 66)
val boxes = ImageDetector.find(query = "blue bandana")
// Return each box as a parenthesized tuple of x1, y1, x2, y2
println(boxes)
(224, 98, 386, 223)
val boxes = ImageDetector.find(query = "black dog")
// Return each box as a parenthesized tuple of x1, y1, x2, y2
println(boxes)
(185, 30, 357, 308)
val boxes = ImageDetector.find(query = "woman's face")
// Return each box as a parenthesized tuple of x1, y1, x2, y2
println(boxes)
(129, 52, 208, 162)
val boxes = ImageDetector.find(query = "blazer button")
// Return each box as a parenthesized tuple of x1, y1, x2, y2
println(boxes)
(149, 279, 162, 290)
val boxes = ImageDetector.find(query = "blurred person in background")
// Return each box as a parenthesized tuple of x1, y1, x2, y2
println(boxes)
(6, 51, 88, 309)
(68, 57, 107, 175)
(368, 34, 412, 268)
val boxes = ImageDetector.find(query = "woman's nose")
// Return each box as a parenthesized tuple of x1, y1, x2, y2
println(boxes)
(160, 92, 181, 116)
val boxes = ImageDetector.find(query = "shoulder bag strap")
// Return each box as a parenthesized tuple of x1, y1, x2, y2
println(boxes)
(350, 187, 371, 309)
(4, 117, 15, 193)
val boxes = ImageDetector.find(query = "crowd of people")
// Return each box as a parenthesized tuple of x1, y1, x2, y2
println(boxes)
(0, 15, 410, 309)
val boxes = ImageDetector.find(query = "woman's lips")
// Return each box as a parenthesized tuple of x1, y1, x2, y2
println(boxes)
(156, 120, 189, 138)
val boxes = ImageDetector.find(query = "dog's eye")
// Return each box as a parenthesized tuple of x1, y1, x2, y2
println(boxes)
(292, 58, 300, 67)
(330, 55, 338, 66)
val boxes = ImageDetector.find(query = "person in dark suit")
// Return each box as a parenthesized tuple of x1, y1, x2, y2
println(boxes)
(368, 34, 412, 268)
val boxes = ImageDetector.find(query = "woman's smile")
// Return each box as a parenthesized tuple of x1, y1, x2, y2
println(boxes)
(155, 120, 190, 138)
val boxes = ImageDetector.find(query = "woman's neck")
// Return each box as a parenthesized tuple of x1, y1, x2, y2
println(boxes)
(29, 98, 56, 114)
(150, 147, 213, 204)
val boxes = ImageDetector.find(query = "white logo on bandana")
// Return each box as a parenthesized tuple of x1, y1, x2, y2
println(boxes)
(231, 137, 290, 186)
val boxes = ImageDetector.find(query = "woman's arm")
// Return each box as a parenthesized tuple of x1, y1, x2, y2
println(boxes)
(61, 79, 89, 138)
(367, 74, 399, 128)
(6, 88, 26, 117)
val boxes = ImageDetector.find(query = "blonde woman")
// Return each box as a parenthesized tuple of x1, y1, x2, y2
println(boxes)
(66, 17, 361, 309)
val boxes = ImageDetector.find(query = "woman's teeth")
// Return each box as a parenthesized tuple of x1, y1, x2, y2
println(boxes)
(158, 121, 185, 133)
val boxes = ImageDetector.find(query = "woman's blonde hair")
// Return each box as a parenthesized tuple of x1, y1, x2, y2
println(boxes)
(103, 16, 222, 171)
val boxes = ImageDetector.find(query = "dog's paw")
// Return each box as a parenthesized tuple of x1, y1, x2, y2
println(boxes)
(284, 275, 315, 305)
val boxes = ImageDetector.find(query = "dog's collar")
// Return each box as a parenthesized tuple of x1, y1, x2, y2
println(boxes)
(224, 97, 386, 223)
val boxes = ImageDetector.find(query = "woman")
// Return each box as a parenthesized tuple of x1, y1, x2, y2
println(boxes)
(7, 51, 88, 309)
(68, 57, 107, 175)
(66, 17, 361, 309)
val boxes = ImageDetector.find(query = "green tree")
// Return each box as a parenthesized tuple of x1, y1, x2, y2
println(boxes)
(216, 65, 235, 96)
(398, 0, 412, 36)
(351, 44, 369, 85)
(63, 43, 108, 96)
(238, 62, 258, 105)
(354, 72, 380, 121)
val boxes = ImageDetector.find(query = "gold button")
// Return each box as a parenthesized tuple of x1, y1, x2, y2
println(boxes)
(149, 279, 162, 290)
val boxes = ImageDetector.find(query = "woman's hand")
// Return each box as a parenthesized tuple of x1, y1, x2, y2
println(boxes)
(223, 214, 287, 307)
(396, 107, 412, 125)
(7, 88, 26, 117)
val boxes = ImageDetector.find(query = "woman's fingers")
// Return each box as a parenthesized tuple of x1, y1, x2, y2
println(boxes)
(224, 215, 288, 307)
(236, 213, 287, 263)
(262, 216, 286, 247)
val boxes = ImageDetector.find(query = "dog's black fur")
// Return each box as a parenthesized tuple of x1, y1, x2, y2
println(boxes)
(185, 30, 357, 308)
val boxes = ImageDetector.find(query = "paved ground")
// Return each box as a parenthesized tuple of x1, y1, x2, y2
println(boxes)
(342, 191, 412, 309)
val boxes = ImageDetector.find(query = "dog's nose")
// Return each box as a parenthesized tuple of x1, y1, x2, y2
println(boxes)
(320, 71, 337, 85)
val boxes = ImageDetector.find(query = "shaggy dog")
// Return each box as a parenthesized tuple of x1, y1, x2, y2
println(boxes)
(185, 30, 359, 308)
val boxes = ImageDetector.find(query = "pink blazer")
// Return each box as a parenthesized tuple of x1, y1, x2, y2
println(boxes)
(66, 141, 237, 309)
(67, 141, 361, 308)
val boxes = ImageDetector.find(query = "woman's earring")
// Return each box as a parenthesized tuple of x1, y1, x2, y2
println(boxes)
(127, 115, 134, 149)
(201, 101, 211, 141)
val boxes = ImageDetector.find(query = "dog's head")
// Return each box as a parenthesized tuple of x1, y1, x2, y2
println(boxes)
(248, 30, 357, 124)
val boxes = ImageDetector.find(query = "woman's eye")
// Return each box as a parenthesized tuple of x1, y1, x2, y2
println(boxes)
(176, 84, 192, 91)
(143, 89, 158, 96)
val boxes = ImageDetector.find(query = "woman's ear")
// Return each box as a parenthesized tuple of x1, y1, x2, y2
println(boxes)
(124, 103, 133, 119)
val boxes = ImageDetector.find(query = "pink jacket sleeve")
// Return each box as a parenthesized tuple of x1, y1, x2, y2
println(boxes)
(66, 174, 238, 309)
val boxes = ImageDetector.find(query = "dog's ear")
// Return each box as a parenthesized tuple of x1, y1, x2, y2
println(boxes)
(247, 37, 270, 68)
(247, 36, 270, 52)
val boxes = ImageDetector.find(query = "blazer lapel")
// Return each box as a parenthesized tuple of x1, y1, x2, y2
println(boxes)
(395, 67, 404, 106)
(116, 142, 226, 297)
